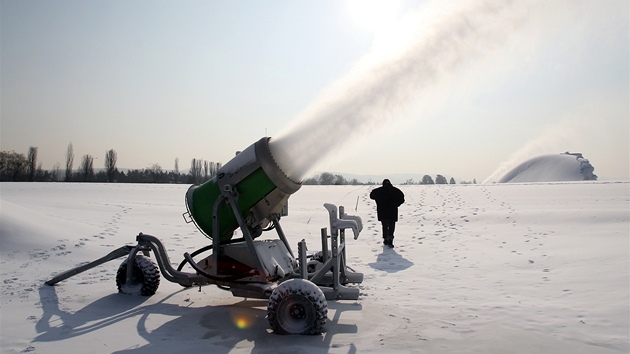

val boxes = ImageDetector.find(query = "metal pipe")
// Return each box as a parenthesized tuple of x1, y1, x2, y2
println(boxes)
(45, 246, 133, 286)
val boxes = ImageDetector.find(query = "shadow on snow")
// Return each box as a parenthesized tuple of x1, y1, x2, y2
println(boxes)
(368, 248, 414, 273)
(35, 284, 362, 353)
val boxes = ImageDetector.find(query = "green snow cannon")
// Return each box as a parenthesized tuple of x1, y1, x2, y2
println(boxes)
(185, 137, 301, 242)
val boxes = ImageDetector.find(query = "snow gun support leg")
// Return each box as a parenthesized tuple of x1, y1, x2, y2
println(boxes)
(300, 203, 364, 301)
(45, 234, 214, 290)
(45, 245, 136, 286)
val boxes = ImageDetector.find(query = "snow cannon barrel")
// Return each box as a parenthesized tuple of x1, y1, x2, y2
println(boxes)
(185, 137, 301, 242)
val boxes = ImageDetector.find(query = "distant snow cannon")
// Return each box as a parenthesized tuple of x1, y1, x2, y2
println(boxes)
(498, 152, 598, 183)
(185, 137, 301, 242)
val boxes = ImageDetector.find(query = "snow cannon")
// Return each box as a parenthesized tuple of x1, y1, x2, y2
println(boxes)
(46, 136, 365, 335)
(185, 137, 301, 242)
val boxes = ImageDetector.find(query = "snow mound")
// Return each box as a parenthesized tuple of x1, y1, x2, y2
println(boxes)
(498, 152, 597, 183)
(0, 201, 73, 253)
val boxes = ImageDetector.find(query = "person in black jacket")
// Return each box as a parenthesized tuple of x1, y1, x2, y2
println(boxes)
(370, 179, 405, 247)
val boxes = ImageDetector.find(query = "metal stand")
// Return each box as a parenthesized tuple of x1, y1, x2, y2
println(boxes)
(300, 203, 364, 300)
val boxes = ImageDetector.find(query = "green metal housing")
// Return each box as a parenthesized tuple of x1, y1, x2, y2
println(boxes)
(185, 137, 301, 242)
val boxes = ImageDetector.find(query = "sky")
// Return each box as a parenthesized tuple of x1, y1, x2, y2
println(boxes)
(1, 0, 628, 182)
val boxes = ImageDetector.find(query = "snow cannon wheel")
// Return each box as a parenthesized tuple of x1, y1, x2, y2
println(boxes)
(267, 279, 327, 335)
(116, 255, 160, 296)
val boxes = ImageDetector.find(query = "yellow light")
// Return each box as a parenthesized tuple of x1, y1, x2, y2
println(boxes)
(234, 316, 250, 329)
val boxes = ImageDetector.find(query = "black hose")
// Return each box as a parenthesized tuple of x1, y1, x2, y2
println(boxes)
(176, 237, 246, 271)
(177, 244, 212, 271)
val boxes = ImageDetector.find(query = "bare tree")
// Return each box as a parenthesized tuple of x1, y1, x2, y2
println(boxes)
(79, 154, 94, 182)
(148, 163, 162, 183)
(27, 146, 38, 182)
(203, 160, 209, 181)
(0, 151, 27, 181)
(190, 158, 203, 184)
(52, 163, 62, 182)
(319, 172, 335, 185)
(333, 174, 347, 185)
(209, 161, 220, 179)
(35, 162, 44, 181)
(65, 143, 74, 182)
(105, 149, 117, 182)
(173, 157, 180, 183)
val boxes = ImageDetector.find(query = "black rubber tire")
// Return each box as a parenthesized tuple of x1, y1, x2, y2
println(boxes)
(312, 250, 332, 262)
(116, 255, 160, 296)
(308, 250, 332, 273)
(267, 279, 327, 335)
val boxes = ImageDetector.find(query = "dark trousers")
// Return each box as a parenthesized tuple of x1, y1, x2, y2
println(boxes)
(381, 220, 396, 241)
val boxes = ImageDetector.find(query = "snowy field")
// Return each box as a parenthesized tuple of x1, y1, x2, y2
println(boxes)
(1, 181, 628, 353)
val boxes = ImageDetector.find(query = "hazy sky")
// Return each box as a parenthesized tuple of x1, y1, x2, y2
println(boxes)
(2, 0, 628, 181)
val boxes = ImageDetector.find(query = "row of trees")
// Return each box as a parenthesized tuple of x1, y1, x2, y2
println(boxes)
(403, 175, 477, 185)
(1, 145, 477, 185)
(302, 173, 477, 185)
(1, 147, 41, 182)
(0, 144, 222, 184)
(302, 173, 364, 185)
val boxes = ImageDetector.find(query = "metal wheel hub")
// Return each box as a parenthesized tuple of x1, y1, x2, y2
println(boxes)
(289, 303, 306, 319)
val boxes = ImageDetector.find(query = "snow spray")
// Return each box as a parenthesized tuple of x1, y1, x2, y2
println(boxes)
(482, 127, 571, 183)
(482, 109, 614, 184)
(268, 0, 532, 182)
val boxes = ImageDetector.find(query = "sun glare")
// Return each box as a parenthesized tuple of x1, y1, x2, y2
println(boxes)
(234, 316, 251, 329)
(347, 0, 401, 34)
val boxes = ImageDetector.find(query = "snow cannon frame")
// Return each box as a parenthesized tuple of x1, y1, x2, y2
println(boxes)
(45, 137, 364, 335)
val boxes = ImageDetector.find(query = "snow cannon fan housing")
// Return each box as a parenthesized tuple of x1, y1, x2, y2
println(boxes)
(185, 137, 301, 242)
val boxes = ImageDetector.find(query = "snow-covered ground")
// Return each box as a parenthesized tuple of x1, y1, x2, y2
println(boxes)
(1, 181, 628, 353)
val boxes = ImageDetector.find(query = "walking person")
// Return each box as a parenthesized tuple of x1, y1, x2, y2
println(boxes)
(370, 179, 405, 247)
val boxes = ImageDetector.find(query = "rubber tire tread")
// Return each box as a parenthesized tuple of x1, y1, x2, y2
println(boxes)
(267, 279, 327, 335)
(116, 255, 160, 296)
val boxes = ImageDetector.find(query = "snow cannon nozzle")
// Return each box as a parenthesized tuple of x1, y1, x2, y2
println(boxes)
(185, 137, 301, 242)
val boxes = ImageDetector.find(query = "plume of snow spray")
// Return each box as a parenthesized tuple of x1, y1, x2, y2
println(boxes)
(483, 127, 579, 184)
(483, 97, 626, 183)
(269, 0, 532, 182)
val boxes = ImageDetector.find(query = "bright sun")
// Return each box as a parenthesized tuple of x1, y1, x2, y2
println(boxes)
(346, 0, 401, 34)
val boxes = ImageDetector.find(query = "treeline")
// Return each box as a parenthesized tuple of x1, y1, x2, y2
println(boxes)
(402, 175, 477, 185)
(302, 172, 364, 185)
(302, 173, 477, 185)
(1, 145, 476, 185)
(0, 145, 221, 184)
